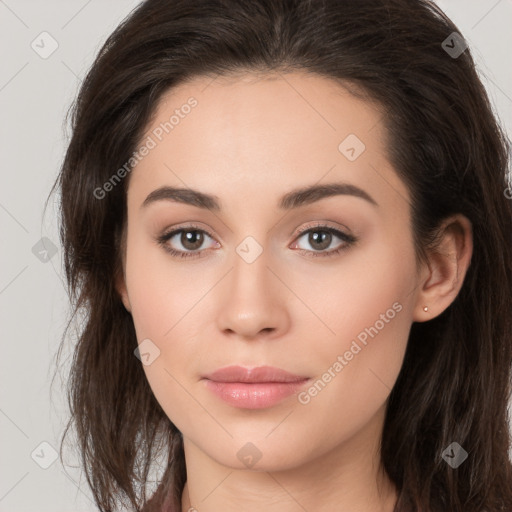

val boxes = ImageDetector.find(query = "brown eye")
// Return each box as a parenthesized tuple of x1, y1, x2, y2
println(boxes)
(291, 224, 357, 258)
(307, 230, 332, 251)
(180, 230, 204, 251)
(156, 225, 219, 259)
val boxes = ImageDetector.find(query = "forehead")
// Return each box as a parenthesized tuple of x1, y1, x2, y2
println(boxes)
(127, 71, 408, 215)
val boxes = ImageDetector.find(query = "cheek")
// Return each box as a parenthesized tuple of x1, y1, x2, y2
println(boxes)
(124, 241, 209, 430)
(290, 230, 416, 412)
(124, 236, 206, 341)
(123, 237, 212, 414)
(304, 240, 416, 424)
(291, 226, 416, 348)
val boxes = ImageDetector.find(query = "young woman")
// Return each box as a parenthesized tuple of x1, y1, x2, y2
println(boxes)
(52, 0, 512, 510)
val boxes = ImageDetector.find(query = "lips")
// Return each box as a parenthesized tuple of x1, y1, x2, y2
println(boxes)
(201, 365, 310, 409)
(203, 365, 309, 383)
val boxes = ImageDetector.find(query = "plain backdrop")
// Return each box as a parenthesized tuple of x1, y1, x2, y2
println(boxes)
(0, 1, 511, 510)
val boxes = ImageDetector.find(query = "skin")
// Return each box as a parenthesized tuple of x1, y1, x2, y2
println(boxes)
(116, 71, 473, 512)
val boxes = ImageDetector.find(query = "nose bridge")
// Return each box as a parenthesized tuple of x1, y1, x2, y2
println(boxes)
(230, 235, 274, 302)
(215, 235, 290, 337)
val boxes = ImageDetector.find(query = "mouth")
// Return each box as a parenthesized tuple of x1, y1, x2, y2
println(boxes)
(201, 365, 311, 409)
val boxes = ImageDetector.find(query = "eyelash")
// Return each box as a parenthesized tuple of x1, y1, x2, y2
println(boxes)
(156, 222, 357, 260)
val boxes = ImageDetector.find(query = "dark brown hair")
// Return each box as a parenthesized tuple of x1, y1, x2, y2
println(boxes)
(51, 0, 512, 510)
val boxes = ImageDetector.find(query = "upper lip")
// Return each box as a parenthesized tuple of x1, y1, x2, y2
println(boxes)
(202, 365, 309, 383)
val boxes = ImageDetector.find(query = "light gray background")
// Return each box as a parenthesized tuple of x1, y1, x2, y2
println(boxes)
(1, 1, 511, 510)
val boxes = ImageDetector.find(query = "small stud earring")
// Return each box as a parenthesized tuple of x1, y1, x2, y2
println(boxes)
(423, 306, 428, 312)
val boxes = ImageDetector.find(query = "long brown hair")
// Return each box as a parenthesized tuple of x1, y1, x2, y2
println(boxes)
(51, 0, 512, 510)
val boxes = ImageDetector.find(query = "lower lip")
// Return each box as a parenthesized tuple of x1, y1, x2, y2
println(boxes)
(203, 379, 310, 409)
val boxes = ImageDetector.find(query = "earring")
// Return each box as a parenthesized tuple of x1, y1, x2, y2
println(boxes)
(423, 306, 428, 312)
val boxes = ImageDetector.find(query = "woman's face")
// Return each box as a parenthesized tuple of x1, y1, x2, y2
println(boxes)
(119, 71, 424, 471)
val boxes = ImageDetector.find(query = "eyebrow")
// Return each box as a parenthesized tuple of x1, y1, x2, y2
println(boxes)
(141, 182, 378, 211)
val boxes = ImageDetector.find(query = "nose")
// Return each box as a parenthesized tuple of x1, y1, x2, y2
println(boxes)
(215, 244, 291, 340)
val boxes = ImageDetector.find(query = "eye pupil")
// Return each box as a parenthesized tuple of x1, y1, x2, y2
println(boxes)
(182, 230, 204, 250)
(309, 231, 331, 250)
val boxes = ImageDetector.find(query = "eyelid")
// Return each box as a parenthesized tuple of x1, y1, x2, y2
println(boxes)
(289, 221, 357, 256)
(156, 221, 357, 259)
(159, 222, 216, 240)
(157, 221, 351, 243)
(155, 222, 219, 258)
(293, 220, 353, 238)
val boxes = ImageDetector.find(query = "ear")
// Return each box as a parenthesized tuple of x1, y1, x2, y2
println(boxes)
(413, 214, 473, 322)
(115, 270, 132, 313)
